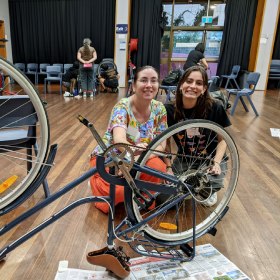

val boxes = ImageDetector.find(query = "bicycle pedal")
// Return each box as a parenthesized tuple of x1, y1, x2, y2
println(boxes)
(87, 247, 130, 279)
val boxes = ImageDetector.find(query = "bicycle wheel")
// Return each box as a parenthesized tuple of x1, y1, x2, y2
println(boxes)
(125, 119, 239, 244)
(0, 57, 49, 210)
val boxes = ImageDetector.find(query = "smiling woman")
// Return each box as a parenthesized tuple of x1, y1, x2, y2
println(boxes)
(165, 65, 231, 206)
(89, 66, 168, 213)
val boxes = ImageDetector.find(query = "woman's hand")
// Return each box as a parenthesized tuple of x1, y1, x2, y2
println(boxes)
(166, 165, 173, 175)
(133, 142, 148, 156)
(208, 162, 221, 175)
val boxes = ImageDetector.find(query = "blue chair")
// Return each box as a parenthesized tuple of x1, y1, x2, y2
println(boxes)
(226, 72, 260, 116)
(158, 85, 177, 103)
(219, 65, 240, 89)
(14, 63, 25, 73)
(26, 63, 39, 84)
(38, 63, 50, 84)
(44, 66, 62, 95)
(53, 63, 63, 74)
(63, 63, 73, 73)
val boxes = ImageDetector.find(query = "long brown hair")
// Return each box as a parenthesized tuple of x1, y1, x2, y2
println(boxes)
(82, 38, 91, 58)
(175, 65, 213, 121)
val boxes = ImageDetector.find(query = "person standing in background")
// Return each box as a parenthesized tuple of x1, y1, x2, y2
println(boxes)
(77, 38, 97, 98)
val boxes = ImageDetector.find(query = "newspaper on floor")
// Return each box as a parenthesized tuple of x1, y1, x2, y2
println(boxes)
(54, 244, 251, 280)
(54, 267, 117, 280)
(128, 244, 250, 280)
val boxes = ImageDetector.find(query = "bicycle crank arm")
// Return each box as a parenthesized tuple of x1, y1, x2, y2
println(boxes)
(118, 161, 153, 209)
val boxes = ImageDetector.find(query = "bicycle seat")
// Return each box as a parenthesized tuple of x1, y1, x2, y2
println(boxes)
(87, 246, 130, 279)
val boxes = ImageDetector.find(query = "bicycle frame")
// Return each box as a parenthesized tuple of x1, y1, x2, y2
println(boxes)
(0, 149, 194, 261)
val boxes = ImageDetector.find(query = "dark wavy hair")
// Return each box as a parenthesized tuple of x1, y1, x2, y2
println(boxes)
(174, 65, 213, 121)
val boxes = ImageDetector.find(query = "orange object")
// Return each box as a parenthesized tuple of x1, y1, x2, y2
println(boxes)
(129, 38, 138, 53)
(159, 223, 178, 230)
(89, 156, 166, 214)
(0, 175, 18, 193)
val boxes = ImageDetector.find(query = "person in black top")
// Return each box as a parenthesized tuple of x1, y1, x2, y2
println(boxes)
(183, 42, 208, 71)
(98, 63, 120, 93)
(62, 61, 79, 95)
(164, 65, 231, 206)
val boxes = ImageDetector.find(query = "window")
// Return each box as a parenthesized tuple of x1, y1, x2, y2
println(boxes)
(160, 1, 226, 78)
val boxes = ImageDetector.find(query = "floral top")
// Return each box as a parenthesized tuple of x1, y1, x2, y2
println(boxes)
(92, 98, 167, 155)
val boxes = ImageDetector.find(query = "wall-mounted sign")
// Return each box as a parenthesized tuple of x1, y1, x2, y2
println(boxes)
(202, 16, 213, 24)
(116, 24, 128, 34)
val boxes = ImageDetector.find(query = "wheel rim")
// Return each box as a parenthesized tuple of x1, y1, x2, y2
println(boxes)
(132, 120, 239, 243)
(0, 58, 49, 210)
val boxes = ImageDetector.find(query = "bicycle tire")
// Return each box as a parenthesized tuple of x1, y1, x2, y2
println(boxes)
(0, 57, 50, 210)
(125, 119, 239, 244)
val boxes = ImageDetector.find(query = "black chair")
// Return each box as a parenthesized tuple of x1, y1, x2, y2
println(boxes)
(219, 65, 240, 89)
(226, 72, 260, 116)
(0, 95, 49, 196)
(26, 63, 39, 84)
(268, 60, 280, 88)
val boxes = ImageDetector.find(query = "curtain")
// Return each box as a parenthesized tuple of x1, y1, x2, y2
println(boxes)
(9, 0, 115, 64)
(130, 0, 163, 71)
(216, 0, 258, 76)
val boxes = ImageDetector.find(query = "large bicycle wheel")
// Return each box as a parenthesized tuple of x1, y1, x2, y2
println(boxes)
(125, 120, 239, 244)
(0, 57, 49, 210)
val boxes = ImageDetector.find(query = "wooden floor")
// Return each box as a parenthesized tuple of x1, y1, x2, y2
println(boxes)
(0, 85, 280, 280)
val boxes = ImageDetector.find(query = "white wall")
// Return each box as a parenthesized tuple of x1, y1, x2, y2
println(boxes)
(0, 0, 12, 62)
(115, 0, 130, 88)
(255, 0, 280, 90)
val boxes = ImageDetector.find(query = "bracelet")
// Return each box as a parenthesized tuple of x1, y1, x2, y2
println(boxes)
(166, 165, 172, 169)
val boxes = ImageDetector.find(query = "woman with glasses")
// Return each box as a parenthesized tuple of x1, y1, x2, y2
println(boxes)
(89, 65, 168, 213)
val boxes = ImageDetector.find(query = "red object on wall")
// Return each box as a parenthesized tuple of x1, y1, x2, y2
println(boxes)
(129, 38, 138, 53)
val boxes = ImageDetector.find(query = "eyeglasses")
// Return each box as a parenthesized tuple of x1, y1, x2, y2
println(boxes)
(137, 78, 159, 85)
